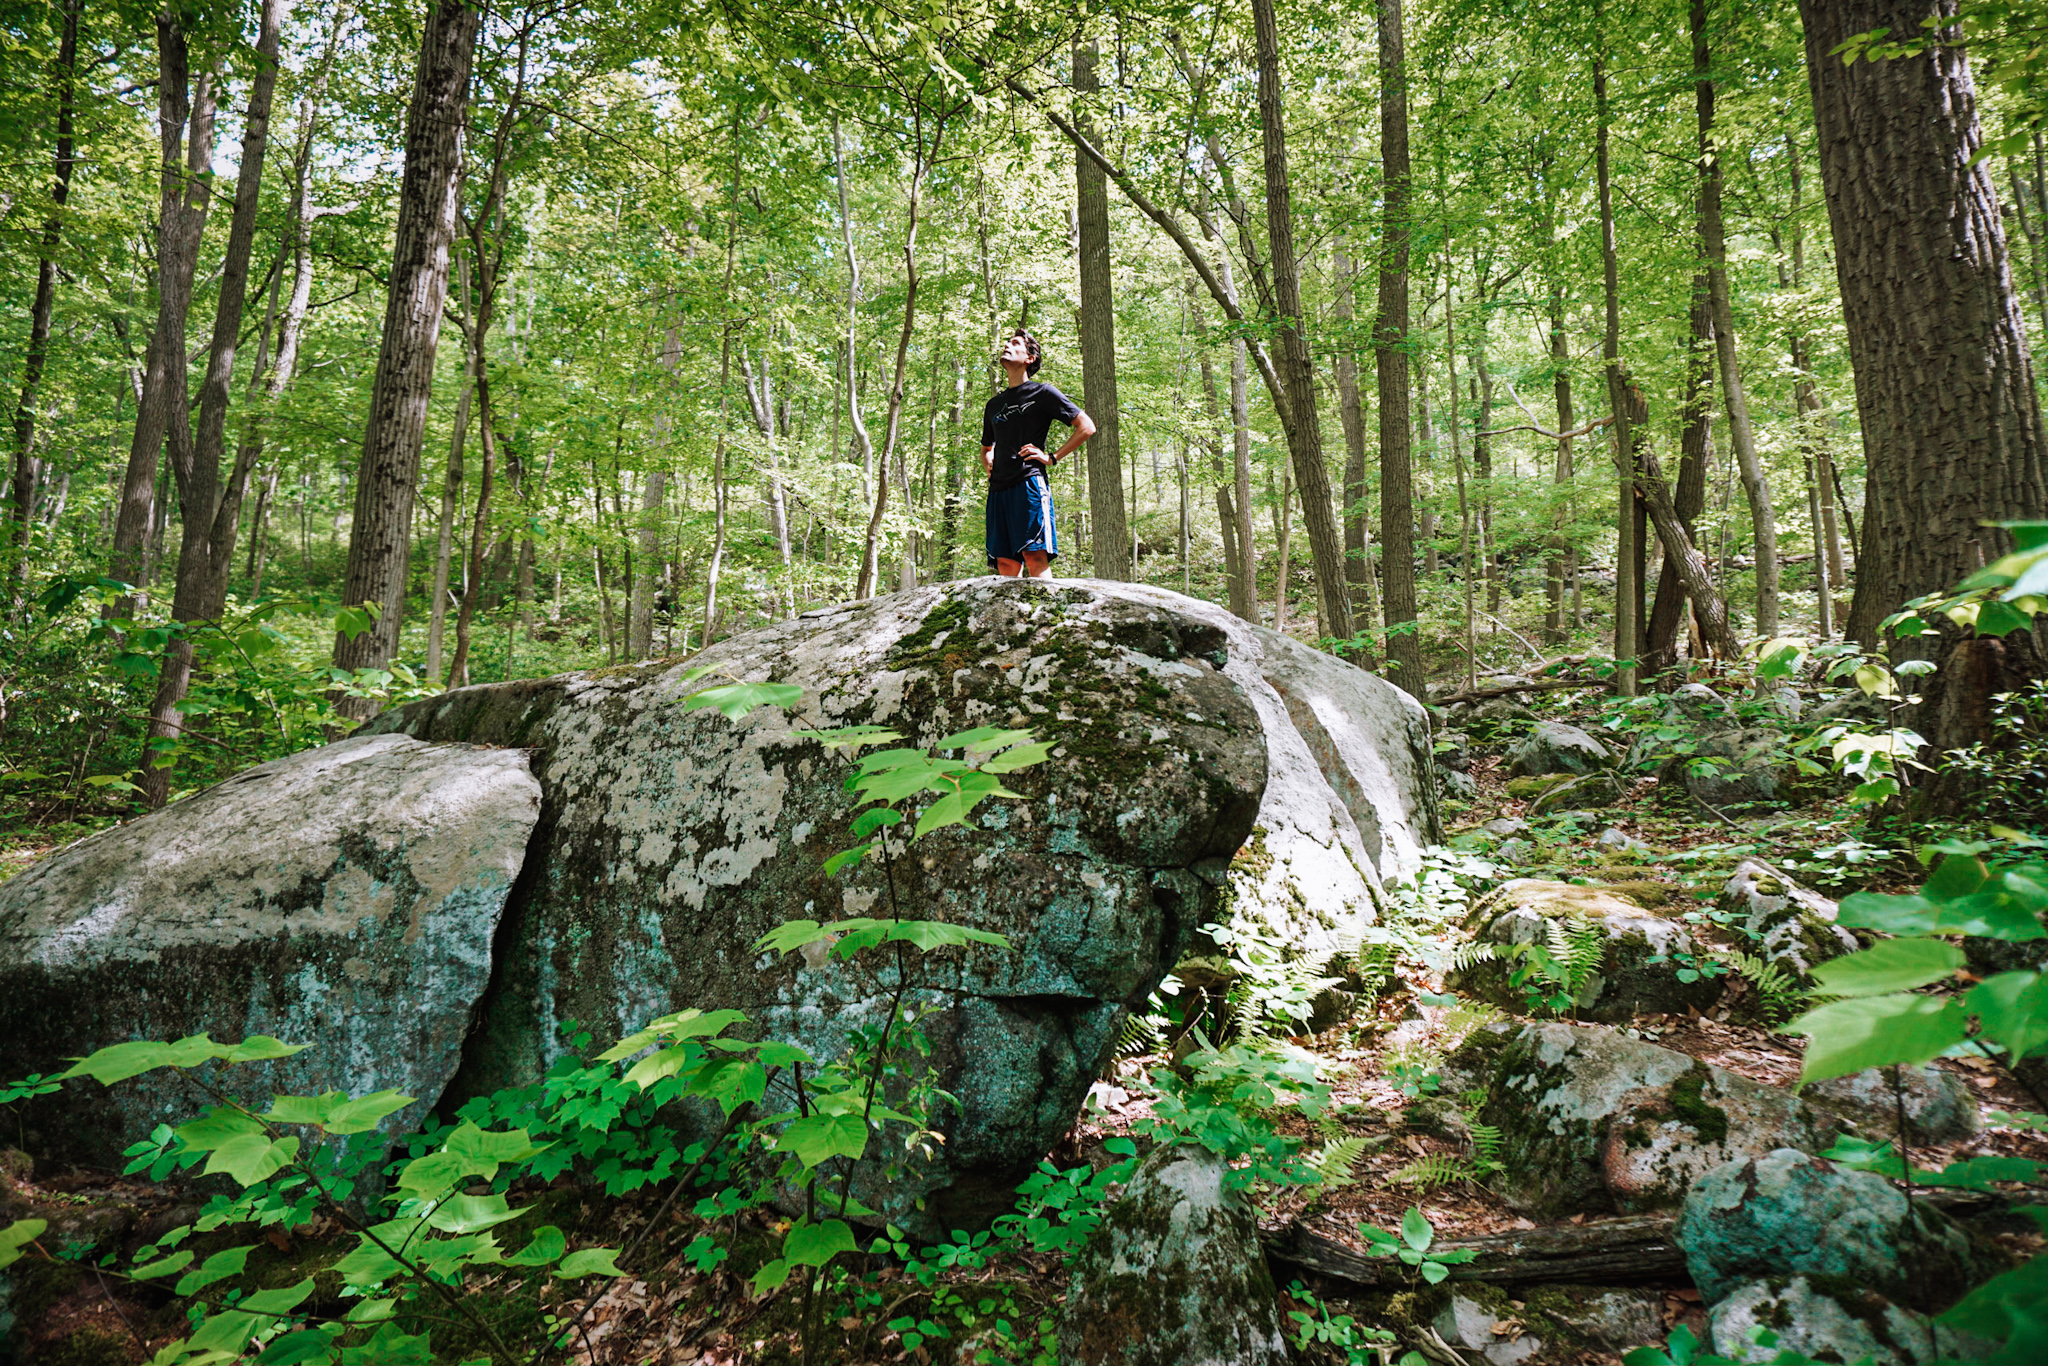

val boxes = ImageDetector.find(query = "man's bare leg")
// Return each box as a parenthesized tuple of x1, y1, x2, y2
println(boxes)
(1022, 551, 1052, 579)
(996, 557, 1023, 577)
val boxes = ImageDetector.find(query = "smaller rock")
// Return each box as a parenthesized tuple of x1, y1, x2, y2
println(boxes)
(1484, 818, 1532, 838)
(1813, 688, 1892, 726)
(1440, 767, 1479, 801)
(1679, 1148, 1997, 1313)
(1060, 1146, 1291, 1366)
(1434, 1291, 1545, 1366)
(1662, 683, 1739, 734)
(1529, 773, 1624, 814)
(1804, 1065, 1981, 1145)
(1597, 827, 1651, 855)
(1708, 1276, 1994, 1365)
(1683, 729, 1794, 808)
(1452, 881, 1721, 1023)
(1764, 688, 1804, 723)
(1506, 773, 1574, 802)
(1523, 1286, 1664, 1354)
(1437, 731, 1474, 773)
(1508, 721, 1615, 778)
(1719, 860, 1858, 975)
(1466, 696, 1539, 737)
(1494, 837, 1533, 865)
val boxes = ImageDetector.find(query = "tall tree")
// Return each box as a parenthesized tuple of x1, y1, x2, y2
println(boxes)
(1334, 236, 1380, 658)
(1694, 0, 1779, 636)
(1595, 31, 1639, 697)
(1801, 0, 2048, 773)
(1074, 34, 1130, 580)
(1377, 0, 1424, 698)
(330, 0, 482, 716)
(7, 0, 83, 596)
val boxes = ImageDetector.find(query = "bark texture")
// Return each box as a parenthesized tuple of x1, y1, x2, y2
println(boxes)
(1074, 37, 1130, 580)
(1376, 0, 1423, 698)
(1800, 0, 2048, 644)
(331, 0, 480, 712)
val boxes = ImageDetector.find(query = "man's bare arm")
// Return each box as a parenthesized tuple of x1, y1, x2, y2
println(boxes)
(1025, 410, 1096, 468)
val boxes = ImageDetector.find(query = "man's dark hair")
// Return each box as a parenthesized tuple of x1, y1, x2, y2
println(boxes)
(1008, 327, 1043, 377)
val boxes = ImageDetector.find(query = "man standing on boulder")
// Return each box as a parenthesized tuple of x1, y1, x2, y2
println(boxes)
(983, 329, 1095, 578)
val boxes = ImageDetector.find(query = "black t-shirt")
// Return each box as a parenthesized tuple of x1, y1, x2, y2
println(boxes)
(981, 381, 1081, 491)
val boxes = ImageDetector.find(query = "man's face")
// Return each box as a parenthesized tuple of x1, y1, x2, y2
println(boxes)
(1000, 334, 1034, 369)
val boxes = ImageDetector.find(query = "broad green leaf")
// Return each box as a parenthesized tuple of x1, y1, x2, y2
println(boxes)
(621, 1046, 702, 1092)
(504, 1225, 567, 1267)
(851, 806, 904, 838)
(426, 1191, 527, 1235)
(777, 1112, 868, 1168)
(321, 1090, 416, 1135)
(1400, 1206, 1434, 1253)
(937, 725, 1031, 751)
(978, 741, 1054, 773)
(828, 922, 891, 957)
(751, 1256, 793, 1293)
(556, 1247, 624, 1277)
(913, 791, 970, 838)
(263, 1094, 345, 1128)
(1809, 940, 1965, 997)
(130, 1248, 196, 1280)
(255, 1328, 340, 1364)
(854, 757, 945, 802)
(1975, 598, 2033, 637)
(783, 1219, 857, 1268)
(1790, 995, 1970, 1084)
(1970, 972, 2048, 1062)
(1939, 1252, 2048, 1357)
(1926, 854, 1993, 901)
(0, 1219, 46, 1270)
(682, 681, 801, 721)
(753, 921, 829, 955)
(754, 1041, 813, 1067)
(58, 1040, 187, 1084)
(822, 844, 870, 875)
(336, 1321, 433, 1364)
(184, 1309, 260, 1356)
(1420, 1260, 1450, 1284)
(695, 1057, 767, 1114)
(204, 1134, 298, 1186)
(443, 1122, 549, 1169)
(221, 1036, 311, 1064)
(175, 1246, 252, 1296)
(1852, 663, 1898, 698)
(176, 1106, 267, 1152)
(785, 725, 902, 754)
(1934, 1154, 2041, 1190)
(882, 921, 1012, 953)
(240, 1278, 315, 1316)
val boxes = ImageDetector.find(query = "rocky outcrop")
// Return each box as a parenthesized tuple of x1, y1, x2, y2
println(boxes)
(0, 735, 541, 1166)
(1449, 882, 1723, 1023)
(1059, 1146, 1291, 1366)
(1679, 1149, 1997, 1313)
(1707, 1276, 1993, 1365)
(1804, 1065, 1981, 1145)
(1452, 1024, 1850, 1220)
(1719, 860, 1858, 975)
(1506, 722, 1614, 778)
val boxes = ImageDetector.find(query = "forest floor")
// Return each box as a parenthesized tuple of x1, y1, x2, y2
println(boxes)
(4, 684, 2044, 1366)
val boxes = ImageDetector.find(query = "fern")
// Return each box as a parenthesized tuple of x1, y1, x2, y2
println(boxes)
(1391, 1153, 1479, 1190)
(1466, 1119, 1505, 1178)
(1715, 948, 1804, 1026)
(1308, 1135, 1370, 1188)
(1115, 1012, 1163, 1060)
(1447, 940, 1499, 973)
(1546, 919, 1606, 995)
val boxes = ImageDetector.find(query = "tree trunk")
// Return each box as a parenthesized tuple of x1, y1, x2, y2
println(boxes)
(631, 326, 683, 656)
(1595, 40, 1638, 696)
(330, 0, 480, 714)
(747, 349, 794, 605)
(1376, 0, 1424, 698)
(110, 22, 215, 614)
(426, 357, 469, 682)
(940, 358, 964, 580)
(1074, 36, 1130, 580)
(1333, 236, 1380, 659)
(1189, 275, 1253, 620)
(1647, 275, 1716, 674)
(9, 0, 82, 601)
(1545, 277, 1576, 644)
(138, 0, 286, 809)
(1252, 0, 1350, 639)
(1802, 0, 2048, 788)
(832, 119, 881, 595)
(1695, 0, 1779, 637)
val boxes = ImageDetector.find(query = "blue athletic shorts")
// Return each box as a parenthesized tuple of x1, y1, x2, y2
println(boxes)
(985, 471, 1059, 567)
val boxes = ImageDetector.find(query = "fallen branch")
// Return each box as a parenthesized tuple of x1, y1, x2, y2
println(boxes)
(1268, 1213, 1685, 1289)
(1432, 657, 1599, 706)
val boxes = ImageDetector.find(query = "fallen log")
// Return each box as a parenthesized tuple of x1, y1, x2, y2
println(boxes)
(1266, 1213, 1688, 1289)
(1433, 677, 1599, 706)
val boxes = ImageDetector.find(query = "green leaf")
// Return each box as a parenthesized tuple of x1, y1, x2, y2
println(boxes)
(682, 681, 802, 721)
(256, 1328, 341, 1363)
(130, 1248, 195, 1280)
(175, 1246, 252, 1296)
(785, 724, 903, 754)
(752, 921, 831, 955)
(185, 1308, 260, 1357)
(1790, 995, 1970, 1084)
(426, 1192, 528, 1235)
(937, 725, 1031, 752)
(320, 1090, 416, 1135)
(1939, 1252, 2048, 1359)
(1400, 1207, 1433, 1254)
(176, 1106, 267, 1153)
(240, 1278, 315, 1316)
(851, 807, 904, 838)
(0, 1219, 46, 1270)
(754, 1041, 813, 1067)
(1419, 1260, 1449, 1284)
(882, 921, 1012, 953)
(783, 1219, 857, 1268)
(1975, 598, 2034, 637)
(977, 741, 1053, 773)
(777, 1113, 868, 1168)
(57, 1039, 189, 1084)
(1810, 940, 1965, 997)
(335, 1231, 408, 1286)
(555, 1247, 624, 1277)
(695, 1057, 768, 1114)
(822, 844, 870, 875)
(221, 1036, 311, 1064)
(1970, 972, 2048, 1063)
(751, 1256, 792, 1293)
(204, 1134, 299, 1186)
(914, 791, 971, 838)
(504, 1225, 567, 1267)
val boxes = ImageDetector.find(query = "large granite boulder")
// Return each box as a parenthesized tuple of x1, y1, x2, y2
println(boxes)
(1451, 1023, 1850, 1220)
(363, 580, 1434, 1227)
(1719, 860, 1858, 976)
(0, 735, 540, 1164)
(1506, 721, 1614, 778)
(1707, 1276, 1994, 1365)
(1059, 1145, 1291, 1366)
